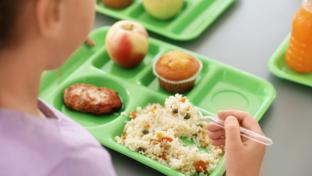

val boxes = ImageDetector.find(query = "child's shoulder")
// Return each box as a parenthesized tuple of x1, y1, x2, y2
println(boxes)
(0, 107, 114, 176)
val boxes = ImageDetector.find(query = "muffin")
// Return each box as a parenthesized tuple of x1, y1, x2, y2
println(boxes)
(153, 50, 202, 93)
(103, 0, 133, 9)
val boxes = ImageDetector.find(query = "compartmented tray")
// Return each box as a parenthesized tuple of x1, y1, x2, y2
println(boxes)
(96, 0, 235, 41)
(40, 27, 275, 176)
(269, 37, 312, 87)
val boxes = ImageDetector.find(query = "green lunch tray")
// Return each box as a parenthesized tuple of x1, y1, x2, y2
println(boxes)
(96, 0, 235, 41)
(269, 37, 312, 87)
(40, 27, 275, 176)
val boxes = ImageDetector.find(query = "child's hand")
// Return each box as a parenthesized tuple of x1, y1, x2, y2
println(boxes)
(207, 110, 265, 176)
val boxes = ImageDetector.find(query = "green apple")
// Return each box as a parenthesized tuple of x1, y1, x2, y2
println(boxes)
(142, 0, 184, 20)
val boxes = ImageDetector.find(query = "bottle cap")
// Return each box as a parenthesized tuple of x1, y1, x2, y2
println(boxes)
(304, 0, 312, 11)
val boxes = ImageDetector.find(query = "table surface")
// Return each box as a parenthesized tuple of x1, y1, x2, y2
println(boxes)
(94, 1, 312, 175)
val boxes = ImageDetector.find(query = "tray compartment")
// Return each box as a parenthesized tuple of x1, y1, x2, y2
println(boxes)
(91, 92, 224, 176)
(91, 42, 160, 79)
(170, 0, 214, 34)
(191, 68, 271, 117)
(186, 61, 220, 99)
(92, 49, 111, 71)
(51, 75, 130, 128)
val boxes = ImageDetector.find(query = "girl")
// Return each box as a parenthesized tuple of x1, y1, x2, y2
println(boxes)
(0, 0, 265, 175)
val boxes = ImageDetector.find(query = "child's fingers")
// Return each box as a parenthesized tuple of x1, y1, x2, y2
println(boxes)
(224, 116, 243, 148)
(208, 130, 225, 140)
(219, 110, 265, 148)
(211, 138, 225, 146)
(207, 123, 223, 132)
(218, 110, 262, 134)
(218, 110, 250, 122)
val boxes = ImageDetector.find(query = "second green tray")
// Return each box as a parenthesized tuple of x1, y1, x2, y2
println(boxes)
(269, 37, 312, 87)
(40, 27, 275, 176)
(96, 0, 235, 41)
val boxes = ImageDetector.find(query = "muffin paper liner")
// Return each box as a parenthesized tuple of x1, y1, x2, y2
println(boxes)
(153, 55, 203, 93)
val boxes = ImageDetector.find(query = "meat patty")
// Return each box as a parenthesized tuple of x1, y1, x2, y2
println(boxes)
(63, 83, 122, 115)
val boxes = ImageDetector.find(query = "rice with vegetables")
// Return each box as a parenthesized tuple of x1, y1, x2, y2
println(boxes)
(116, 94, 223, 175)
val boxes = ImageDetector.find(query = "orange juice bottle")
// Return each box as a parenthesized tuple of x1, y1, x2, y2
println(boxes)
(286, 0, 312, 73)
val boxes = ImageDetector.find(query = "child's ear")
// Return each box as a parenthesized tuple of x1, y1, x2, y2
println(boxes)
(35, 0, 62, 37)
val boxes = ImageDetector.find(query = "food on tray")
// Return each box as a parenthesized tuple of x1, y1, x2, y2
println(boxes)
(63, 83, 122, 115)
(106, 20, 149, 68)
(142, 0, 184, 20)
(153, 50, 202, 93)
(103, 0, 133, 9)
(116, 94, 223, 175)
(85, 37, 96, 48)
(286, 0, 312, 73)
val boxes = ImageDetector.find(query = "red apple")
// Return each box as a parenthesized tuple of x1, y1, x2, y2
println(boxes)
(103, 0, 133, 9)
(105, 20, 149, 68)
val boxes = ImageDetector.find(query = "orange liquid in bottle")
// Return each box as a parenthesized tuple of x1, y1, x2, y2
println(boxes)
(286, 1, 312, 73)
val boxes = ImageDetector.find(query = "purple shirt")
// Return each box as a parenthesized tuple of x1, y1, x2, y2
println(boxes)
(0, 100, 117, 176)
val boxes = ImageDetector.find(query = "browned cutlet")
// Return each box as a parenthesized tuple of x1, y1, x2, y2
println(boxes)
(64, 83, 122, 115)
